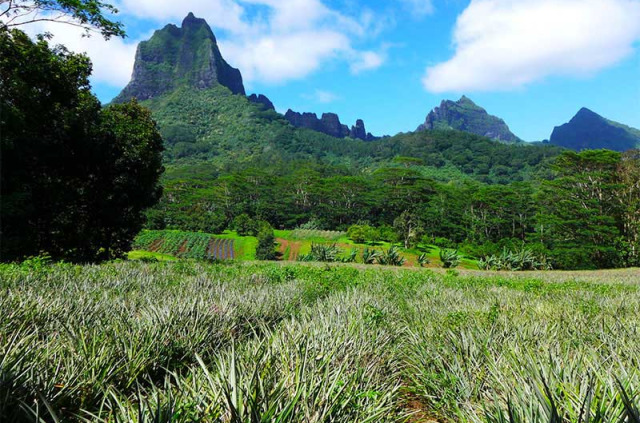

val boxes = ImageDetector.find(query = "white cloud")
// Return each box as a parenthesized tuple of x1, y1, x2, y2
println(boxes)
(423, 0, 640, 93)
(221, 30, 349, 83)
(5, 0, 390, 88)
(399, 0, 434, 17)
(350, 50, 385, 74)
(113, 0, 382, 84)
(17, 21, 139, 87)
(304, 89, 340, 103)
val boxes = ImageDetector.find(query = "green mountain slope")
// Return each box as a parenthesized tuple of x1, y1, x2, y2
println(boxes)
(550, 108, 640, 151)
(417, 96, 521, 143)
(111, 13, 563, 184)
(113, 12, 244, 103)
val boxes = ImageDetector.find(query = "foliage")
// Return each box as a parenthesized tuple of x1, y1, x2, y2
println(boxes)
(347, 224, 378, 244)
(0, 0, 125, 39)
(478, 247, 552, 271)
(362, 247, 380, 265)
(439, 249, 461, 269)
(376, 246, 406, 266)
(393, 211, 423, 249)
(134, 230, 235, 260)
(537, 150, 639, 269)
(1, 261, 639, 421)
(0, 29, 163, 262)
(417, 253, 430, 267)
(298, 243, 340, 263)
(255, 225, 276, 261)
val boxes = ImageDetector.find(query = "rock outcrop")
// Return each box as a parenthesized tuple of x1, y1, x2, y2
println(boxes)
(248, 94, 275, 111)
(284, 110, 377, 140)
(549, 108, 640, 151)
(417, 96, 521, 143)
(113, 12, 245, 103)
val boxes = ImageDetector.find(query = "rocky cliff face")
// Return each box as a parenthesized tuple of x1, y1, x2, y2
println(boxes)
(248, 94, 275, 111)
(284, 110, 376, 140)
(550, 108, 640, 152)
(113, 12, 245, 103)
(417, 96, 520, 143)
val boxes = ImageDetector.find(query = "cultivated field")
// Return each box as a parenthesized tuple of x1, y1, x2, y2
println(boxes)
(1, 261, 639, 422)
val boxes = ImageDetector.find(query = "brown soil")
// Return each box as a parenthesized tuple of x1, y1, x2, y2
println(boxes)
(149, 238, 164, 252)
(177, 240, 188, 255)
(402, 392, 442, 423)
(276, 238, 302, 261)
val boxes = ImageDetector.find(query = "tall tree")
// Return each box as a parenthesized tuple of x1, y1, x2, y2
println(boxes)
(0, 29, 163, 261)
(537, 150, 623, 269)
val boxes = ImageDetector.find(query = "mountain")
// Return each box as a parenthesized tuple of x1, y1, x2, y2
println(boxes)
(417, 96, 521, 143)
(248, 94, 275, 111)
(549, 108, 640, 151)
(110, 13, 562, 184)
(113, 12, 245, 103)
(284, 109, 377, 141)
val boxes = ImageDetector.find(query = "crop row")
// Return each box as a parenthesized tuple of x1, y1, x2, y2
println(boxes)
(133, 230, 235, 260)
(206, 238, 235, 260)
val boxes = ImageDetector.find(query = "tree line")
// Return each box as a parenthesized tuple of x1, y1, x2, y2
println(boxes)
(149, 151, 640, 269)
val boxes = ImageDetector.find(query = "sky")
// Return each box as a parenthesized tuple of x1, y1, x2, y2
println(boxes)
(10, 0, 640, 141)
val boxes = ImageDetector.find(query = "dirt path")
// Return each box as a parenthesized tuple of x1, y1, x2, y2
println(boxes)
(276, 238, 302, 261)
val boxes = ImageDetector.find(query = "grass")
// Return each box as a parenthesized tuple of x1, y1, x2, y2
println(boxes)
(127, 250, 178, 261)
(1, 260, 639, 422)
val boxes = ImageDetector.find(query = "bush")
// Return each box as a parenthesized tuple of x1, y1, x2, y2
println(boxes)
(362, 247, 380, 264)
(417, 253, 430, 267)
(255, 226, 276, 261)
(298, 243, 340, 263)
(439, 249, 461, 269)
(478, 247, 552, 271)
(376, 246, 405, 266)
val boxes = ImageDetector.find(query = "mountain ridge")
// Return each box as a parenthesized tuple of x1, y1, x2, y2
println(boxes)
(113, 12, 245, 103)
(549, 107, 640, 152)
(416, 96, 521, 143)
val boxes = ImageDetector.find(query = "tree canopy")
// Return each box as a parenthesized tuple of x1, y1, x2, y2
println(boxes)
(0, 0, 125, 39)
(1, 28, 162, 262)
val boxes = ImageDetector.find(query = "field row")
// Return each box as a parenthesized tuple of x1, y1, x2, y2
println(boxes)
(1, 261, 639, 422)
(133, 230, 235, 260)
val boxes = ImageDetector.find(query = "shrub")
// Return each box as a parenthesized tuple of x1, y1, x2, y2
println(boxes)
(478, 247, 552, 271)
(255, 226, 276, 260)
(362, 247, 380, 264)
(376, 246, 405, 266)
(439, 249, 461, 269)
(298, 243, 340, 263)
(417, 253, 430, 267)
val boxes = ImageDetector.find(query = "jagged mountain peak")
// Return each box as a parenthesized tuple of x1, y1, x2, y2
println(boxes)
(417, 96, 521, 143)
(113, 13, 244, 103)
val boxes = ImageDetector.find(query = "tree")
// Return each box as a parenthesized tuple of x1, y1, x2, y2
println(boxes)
(0, 0, 125, 39)
(0, 29, 163, 262)
(255, 225, 276, 260)
(537, 150, 623, 269)
(394, 211, 423, 249)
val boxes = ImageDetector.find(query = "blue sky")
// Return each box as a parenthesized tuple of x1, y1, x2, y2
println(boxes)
(21, 0, 640, 141)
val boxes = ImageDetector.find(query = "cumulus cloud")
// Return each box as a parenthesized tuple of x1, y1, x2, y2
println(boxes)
(423, 0, 640, 93)
(350, 50, 386, 74)
(6, 0, 389, 88)
(304, 89, 340, 103)
(113, 0, 383, 85)
(17, 21, 139, 87)
(399, 0, 434, 17)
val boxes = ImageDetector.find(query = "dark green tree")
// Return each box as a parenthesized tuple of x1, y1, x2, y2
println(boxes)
(537, 150, 623, 269)
(1, 0, 125, 39)
(0, 29, 163, 262)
